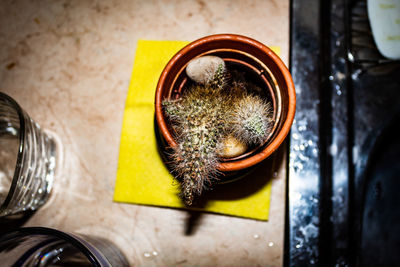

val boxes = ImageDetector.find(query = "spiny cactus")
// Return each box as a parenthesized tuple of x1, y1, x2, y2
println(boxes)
(230, 94, 273, 146)
(163, 85, 231, 205)
(162, 58, 273, 206)
(209, 62, 229, 89)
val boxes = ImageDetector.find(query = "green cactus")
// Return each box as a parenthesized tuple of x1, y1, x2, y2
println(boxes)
(209, 63, 228, 89)
(163, 85, 232, 205)
(230, 94, 273, 146)
(162, 70, 272, 206)
(162, 99, 183, 120)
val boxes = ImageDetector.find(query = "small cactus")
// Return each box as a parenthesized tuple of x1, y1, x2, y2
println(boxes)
(186, 56, 227, 88)
(162, 56, 273, 206)
(230, 94, 273, 146)
(209, 62, 229, 89)
(163, 85, 229, 205)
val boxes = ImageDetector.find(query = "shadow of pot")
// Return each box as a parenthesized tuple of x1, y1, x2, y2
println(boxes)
(155, 34, 296, 180)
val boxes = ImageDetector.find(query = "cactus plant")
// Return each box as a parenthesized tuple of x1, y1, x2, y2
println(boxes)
(162, 61, 273, 206)
(230, 94, 272, 146)
(163, 85, 229, 205)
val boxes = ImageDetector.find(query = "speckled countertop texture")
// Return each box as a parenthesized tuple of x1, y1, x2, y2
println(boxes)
(0, 0, 289, 266)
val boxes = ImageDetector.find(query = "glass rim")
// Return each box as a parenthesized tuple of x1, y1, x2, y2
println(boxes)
(0, 226, 102, 266)
(0, 92, 26, 213)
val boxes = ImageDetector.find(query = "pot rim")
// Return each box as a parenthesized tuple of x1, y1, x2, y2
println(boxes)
(155, 33, 296, 172)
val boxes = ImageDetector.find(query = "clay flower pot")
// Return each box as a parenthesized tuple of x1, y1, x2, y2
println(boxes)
(155, 34, 295, 176)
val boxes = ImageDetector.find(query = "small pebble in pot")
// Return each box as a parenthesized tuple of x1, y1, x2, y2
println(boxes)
(186, 56, 225, 85)
(218, 135, 248, 158)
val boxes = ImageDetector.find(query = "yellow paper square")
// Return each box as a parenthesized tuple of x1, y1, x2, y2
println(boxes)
(114, 40, 280, 220)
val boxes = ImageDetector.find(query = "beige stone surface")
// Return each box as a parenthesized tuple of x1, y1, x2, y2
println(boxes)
(0, 0, 289, 266)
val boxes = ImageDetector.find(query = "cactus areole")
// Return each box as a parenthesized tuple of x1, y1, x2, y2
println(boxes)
(155, 34, 296, 205)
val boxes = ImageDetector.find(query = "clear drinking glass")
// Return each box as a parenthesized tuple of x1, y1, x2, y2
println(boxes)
(0, 92, 56, 217)
(0, 227, 129, 266)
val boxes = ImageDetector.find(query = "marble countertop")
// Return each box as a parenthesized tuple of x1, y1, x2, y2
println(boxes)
(0, 0, 289, 266)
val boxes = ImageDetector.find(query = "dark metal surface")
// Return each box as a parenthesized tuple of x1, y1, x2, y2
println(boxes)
(357, 113, 400, 266)
(287, 0, 322, 265)
(323, 0, 352, 265)
(287, 0, 400, 266)
(349, 1, 400, 266)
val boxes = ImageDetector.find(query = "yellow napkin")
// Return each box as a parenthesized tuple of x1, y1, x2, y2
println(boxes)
(114, 40, 280, 220)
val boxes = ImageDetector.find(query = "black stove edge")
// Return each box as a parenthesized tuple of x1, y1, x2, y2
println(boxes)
(286, 0, 352, 266)
(286, 0, 323, 265)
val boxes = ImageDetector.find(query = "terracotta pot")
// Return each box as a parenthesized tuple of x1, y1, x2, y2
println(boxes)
(155, 34, 296, 173)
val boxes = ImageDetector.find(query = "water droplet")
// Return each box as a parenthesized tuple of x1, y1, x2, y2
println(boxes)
(298, 125, 307, 131)
(336, 72, 345, 80)
(295, 244, 302, 249)
(299, 144, 305, 151)
(293, 162, 303, 171)
(144, 252, 151, 258)
(253, 234, 260, 239)
(268, 241, 274, 247)
(330, 144, 338, 156)
(351, 69, 362, 80)
(329, 75, 334, 81)
(152, 251, 158, 256)
(347, 52, 354, 62)
(353, 146, 359, 164)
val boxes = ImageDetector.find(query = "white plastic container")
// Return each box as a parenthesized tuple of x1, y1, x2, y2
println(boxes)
(368, 0, 400, 59)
